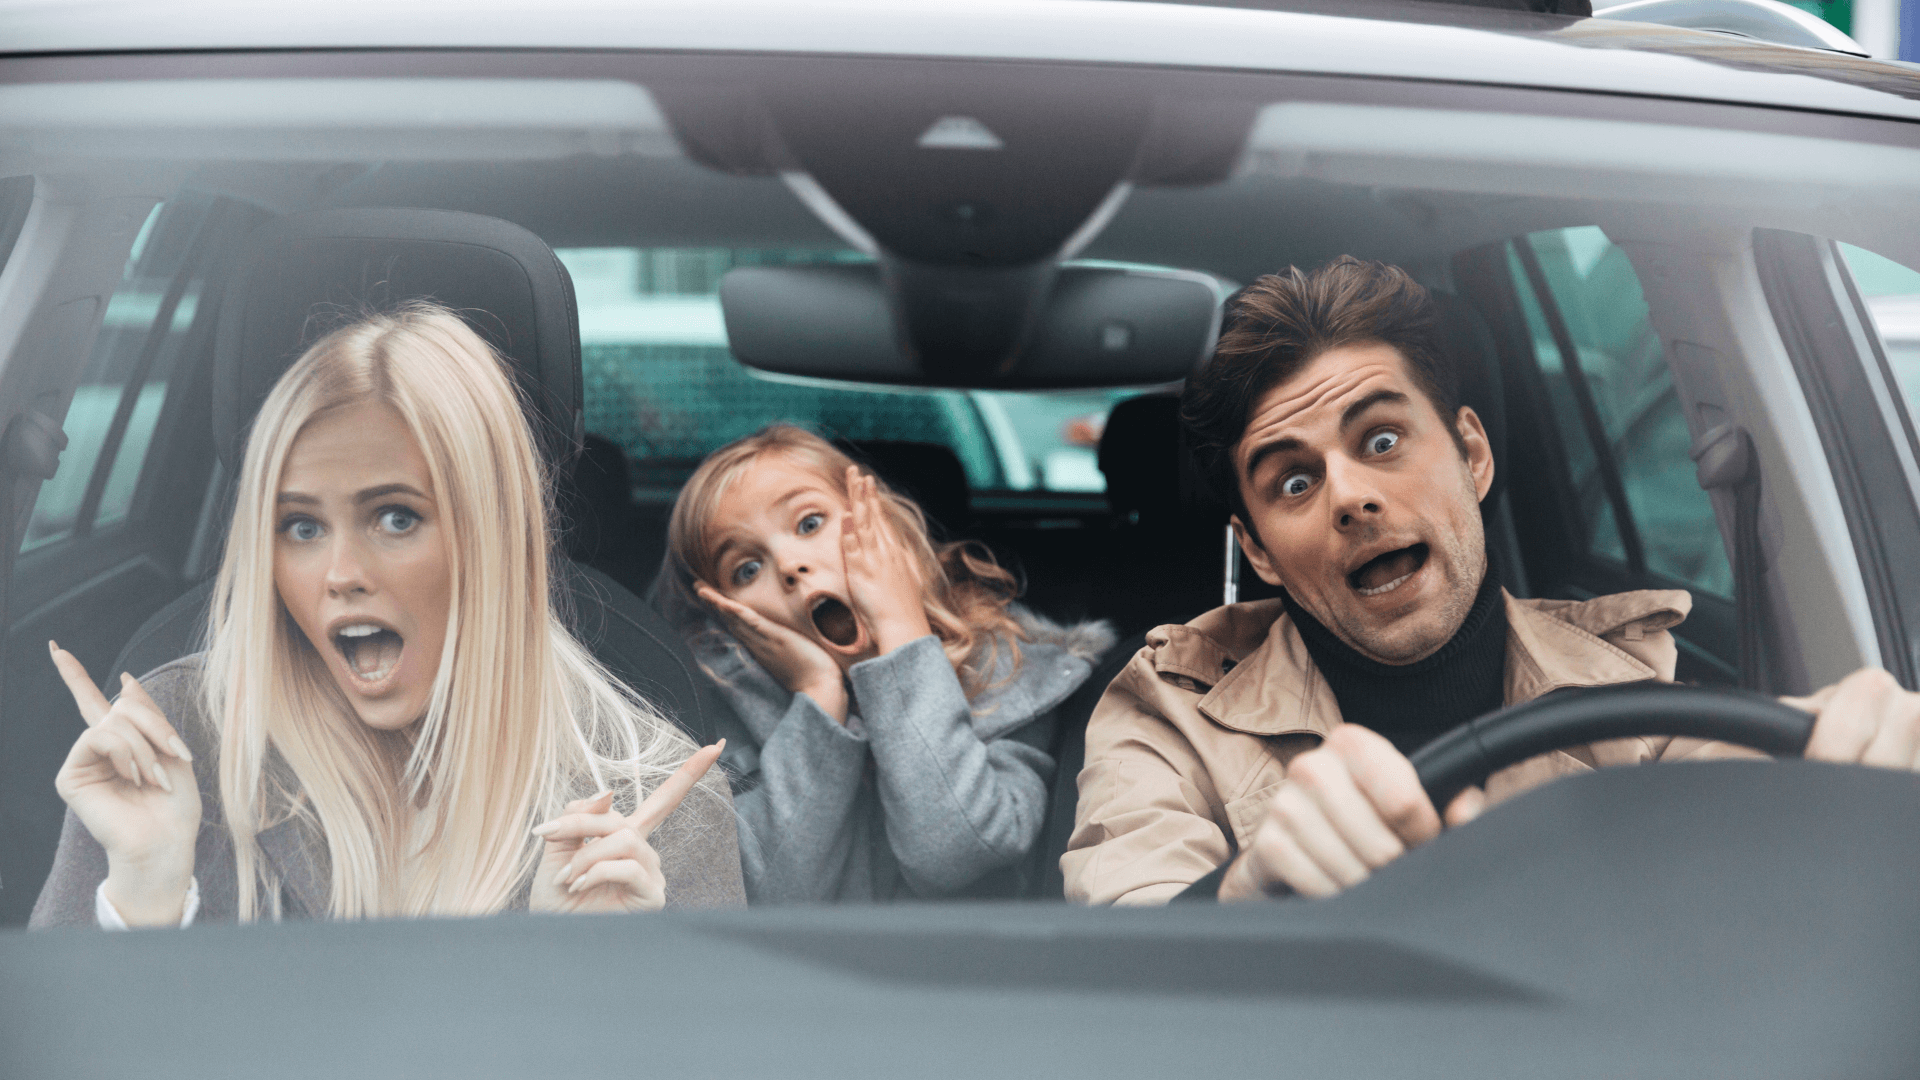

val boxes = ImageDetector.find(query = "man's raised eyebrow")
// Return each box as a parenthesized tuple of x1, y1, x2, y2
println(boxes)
(1340, 389, 1411, 431)
(1242, 436, 1305, 484)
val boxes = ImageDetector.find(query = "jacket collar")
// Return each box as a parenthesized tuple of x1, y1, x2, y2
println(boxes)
(1195, 590, 1658, 737)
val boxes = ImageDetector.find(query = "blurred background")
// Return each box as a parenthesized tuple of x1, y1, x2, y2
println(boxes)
(1591, 0, 1919, 59)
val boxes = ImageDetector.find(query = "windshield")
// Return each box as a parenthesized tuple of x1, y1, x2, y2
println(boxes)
(1, 42, 1917, 951)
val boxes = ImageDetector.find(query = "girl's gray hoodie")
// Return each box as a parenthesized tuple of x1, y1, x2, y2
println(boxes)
(689, 606, 1113, 903)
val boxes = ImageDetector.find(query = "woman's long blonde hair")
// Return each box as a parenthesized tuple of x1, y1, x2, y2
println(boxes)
(660, 424, 1025, 698)
(203, 302, 696, 921)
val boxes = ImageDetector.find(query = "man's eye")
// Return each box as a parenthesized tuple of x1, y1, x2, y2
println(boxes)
(797, 512, 824, 536)
(376, 507, 420, 534)
(732, 559, 762, 586)
(1366, 431, 1401, 456)
(1281, 474, 1313, 497)
(283, 517, 323, 542)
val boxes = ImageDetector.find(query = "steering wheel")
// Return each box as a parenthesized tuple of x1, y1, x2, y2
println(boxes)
(1177, 682, 1816, 901)
(1410, 681, 1816, 809)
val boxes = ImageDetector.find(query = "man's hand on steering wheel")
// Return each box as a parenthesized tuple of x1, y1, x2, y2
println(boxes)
(1786, 667, 1920, 772)
(1218, 725, 1485, 901)
(1218, 667, 1920, 902)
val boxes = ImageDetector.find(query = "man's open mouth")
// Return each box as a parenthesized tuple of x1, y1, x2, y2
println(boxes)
(810, 595, 861, 648)
(1347, 543, 1429, 597)
(333, 623, 404, 683)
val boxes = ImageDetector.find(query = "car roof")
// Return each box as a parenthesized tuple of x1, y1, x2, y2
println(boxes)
(6, 0, 1920, 123)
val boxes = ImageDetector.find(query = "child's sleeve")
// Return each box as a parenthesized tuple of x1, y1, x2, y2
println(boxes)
(848, 636, 1054, 896)
(727, 691, 872, 904)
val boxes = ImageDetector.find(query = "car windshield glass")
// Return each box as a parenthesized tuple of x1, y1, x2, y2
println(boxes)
(2, 49, 1918, 939)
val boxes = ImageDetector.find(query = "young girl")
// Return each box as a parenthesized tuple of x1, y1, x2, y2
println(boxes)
(32, 303, 742, 927)
(659, 425, 1113, 903)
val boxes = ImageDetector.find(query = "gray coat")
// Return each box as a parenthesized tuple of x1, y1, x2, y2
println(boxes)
(693, 606, 1113, 903)
(29, 656, 745, 928)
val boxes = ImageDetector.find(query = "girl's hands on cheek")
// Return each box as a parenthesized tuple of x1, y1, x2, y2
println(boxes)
(530, 741, 724, 914)
(696, 583, 847, 722)
(49, 643, 202, 926)
(841, 468, 932, 656)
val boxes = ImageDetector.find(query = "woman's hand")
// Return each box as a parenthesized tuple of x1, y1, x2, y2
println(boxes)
(49, 642, 202, 926)
(697, 582, 848, 722)
(840, 467, 932, 657)
(529, 742, 724, 914)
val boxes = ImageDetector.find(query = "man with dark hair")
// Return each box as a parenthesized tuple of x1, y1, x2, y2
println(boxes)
(1062, 256, 1920, 905)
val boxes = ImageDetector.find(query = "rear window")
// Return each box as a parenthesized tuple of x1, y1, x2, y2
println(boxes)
(559, 247, 1142, 501)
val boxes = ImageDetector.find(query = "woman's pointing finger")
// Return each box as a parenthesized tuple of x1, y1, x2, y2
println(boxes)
(632, 741, 724, 839)
(49, 641, 111, 727)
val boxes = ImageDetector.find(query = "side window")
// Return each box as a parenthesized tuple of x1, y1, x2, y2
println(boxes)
(1837, 242, 1920, 420)
(1506, 226, 1733, 598)
(20, 197, 216, 552)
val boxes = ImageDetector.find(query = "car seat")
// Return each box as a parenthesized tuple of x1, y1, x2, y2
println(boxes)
(557, 433, 661, 598)
(837, 439, 972, 540)
(108, 208, 738, 746)
(1095, 393, 1228, 632)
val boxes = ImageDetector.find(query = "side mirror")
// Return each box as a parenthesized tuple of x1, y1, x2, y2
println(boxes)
(720, 261, 1227, 388)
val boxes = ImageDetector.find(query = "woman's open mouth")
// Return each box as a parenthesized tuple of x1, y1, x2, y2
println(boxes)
(1347, 543, 1429, 597)
(333, 623, 405, 684)
(809, 595, 863, 649)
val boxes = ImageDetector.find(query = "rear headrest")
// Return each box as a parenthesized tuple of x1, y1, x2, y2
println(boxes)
(1098, 393, 1183, 524)
(839, 439, 971, 540)
(1431, 290, 1506, 503)
(212, 208, 583, 474)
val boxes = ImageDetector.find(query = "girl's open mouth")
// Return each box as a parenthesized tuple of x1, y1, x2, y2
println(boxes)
(1348, 543, 1429, 597)
(810, 595, 862, 648)
(333, 623, 405, 684)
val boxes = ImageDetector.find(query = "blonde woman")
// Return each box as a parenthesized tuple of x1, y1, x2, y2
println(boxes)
(658, 425, 1112, 903)
(31, 303, 742, 927)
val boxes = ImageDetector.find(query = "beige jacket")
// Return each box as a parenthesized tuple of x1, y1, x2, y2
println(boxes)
(1062, 589, 1759, 905)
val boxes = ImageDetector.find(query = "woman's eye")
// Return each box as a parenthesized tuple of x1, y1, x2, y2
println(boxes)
(732, 559, 762, 586)
(797, 512, 825, 537)
(1366, 431, 1401, 456)
(376, 507, 420, 534)
(1281, 474, 1313, 497)
(285, 518, 322, 542)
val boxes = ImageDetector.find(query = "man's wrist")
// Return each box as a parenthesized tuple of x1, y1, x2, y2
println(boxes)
(1216, 852, 1267, 903)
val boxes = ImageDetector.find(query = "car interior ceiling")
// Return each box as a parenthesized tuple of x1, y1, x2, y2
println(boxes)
(6, 60, 1918, 922)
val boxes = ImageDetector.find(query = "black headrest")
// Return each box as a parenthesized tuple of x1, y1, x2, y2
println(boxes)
(839, 439, 971, 540)
(1431, 290, 1506, 503)
(212, 208, 582, 473)
(1098, 393, 1184, 524)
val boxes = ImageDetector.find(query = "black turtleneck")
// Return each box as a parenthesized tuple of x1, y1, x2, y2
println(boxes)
(1284, 571, 1509, 756)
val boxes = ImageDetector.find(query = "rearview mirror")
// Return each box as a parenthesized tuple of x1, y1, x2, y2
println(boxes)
(719, 261, 1228, 388)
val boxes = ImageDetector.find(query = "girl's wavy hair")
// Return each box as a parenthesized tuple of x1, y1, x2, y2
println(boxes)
(658, 425, 1025, 698)
(202, 301, 699, 921)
